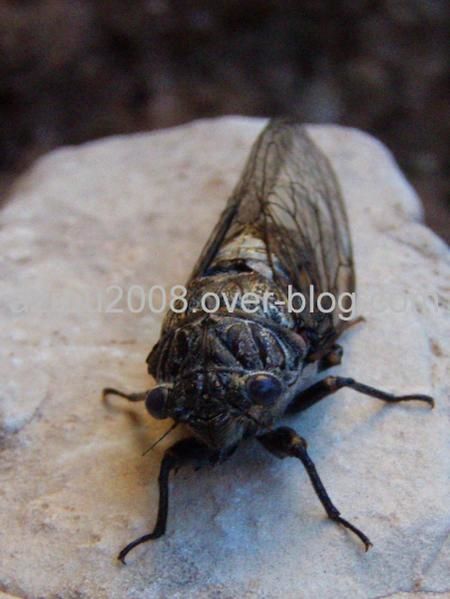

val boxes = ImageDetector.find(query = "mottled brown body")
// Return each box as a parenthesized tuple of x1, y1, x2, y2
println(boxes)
(103, 120, 433, 563)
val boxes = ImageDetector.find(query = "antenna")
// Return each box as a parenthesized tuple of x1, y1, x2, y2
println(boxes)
(142, 422, 179, 456)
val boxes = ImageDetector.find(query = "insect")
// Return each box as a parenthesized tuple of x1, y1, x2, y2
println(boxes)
(104, 119, 434, 563)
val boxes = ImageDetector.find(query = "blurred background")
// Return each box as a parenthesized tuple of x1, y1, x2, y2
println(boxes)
(0, 0, 448, 242)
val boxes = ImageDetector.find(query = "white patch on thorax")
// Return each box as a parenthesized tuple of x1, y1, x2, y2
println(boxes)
(215, 231, 275, 279)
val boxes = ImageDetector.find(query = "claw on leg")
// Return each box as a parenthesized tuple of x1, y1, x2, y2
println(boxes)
(258, 427, 373, 552)
(332, 515, 372, 551)
(118, 438, 217, 564)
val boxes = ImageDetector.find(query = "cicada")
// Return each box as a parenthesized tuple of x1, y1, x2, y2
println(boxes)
(104, 119, 433, 563)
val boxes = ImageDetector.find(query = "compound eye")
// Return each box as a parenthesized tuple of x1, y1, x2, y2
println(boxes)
(246, 373, 282, 406)
(145, 386, 169, 419)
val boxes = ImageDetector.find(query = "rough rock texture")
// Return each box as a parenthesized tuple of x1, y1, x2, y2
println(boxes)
(0, 118, 448, 599)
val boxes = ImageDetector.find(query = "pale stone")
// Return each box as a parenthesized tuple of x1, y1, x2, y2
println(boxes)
(0, 118, 448, 599)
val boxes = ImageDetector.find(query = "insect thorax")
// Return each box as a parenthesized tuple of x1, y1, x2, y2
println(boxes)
(149, 267, 305, 370)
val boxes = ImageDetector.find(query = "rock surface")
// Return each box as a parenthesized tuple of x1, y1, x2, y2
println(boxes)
(0, 118, 448, 599)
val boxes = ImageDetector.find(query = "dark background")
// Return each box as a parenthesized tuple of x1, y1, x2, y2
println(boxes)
(1, 0, 448, 242)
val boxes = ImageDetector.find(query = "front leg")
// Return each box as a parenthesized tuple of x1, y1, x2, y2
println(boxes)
(286, 375, 434, 415)
(118, 437, 218, 564)
(258, 427, 372, 551)
(102, 387, 148, 402)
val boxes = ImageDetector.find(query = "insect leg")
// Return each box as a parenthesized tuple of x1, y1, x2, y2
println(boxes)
(334, 315, 365, 336)
(317, 344, 343, 372)
(258, 426, 372, 551)
(307, 317, 365, 364)
(118, 437, 217, 564)
(102, 387, 148, 402)
(286, 375, 434, 415)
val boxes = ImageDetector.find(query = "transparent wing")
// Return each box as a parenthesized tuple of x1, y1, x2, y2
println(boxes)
(189, 119, 354, 338)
